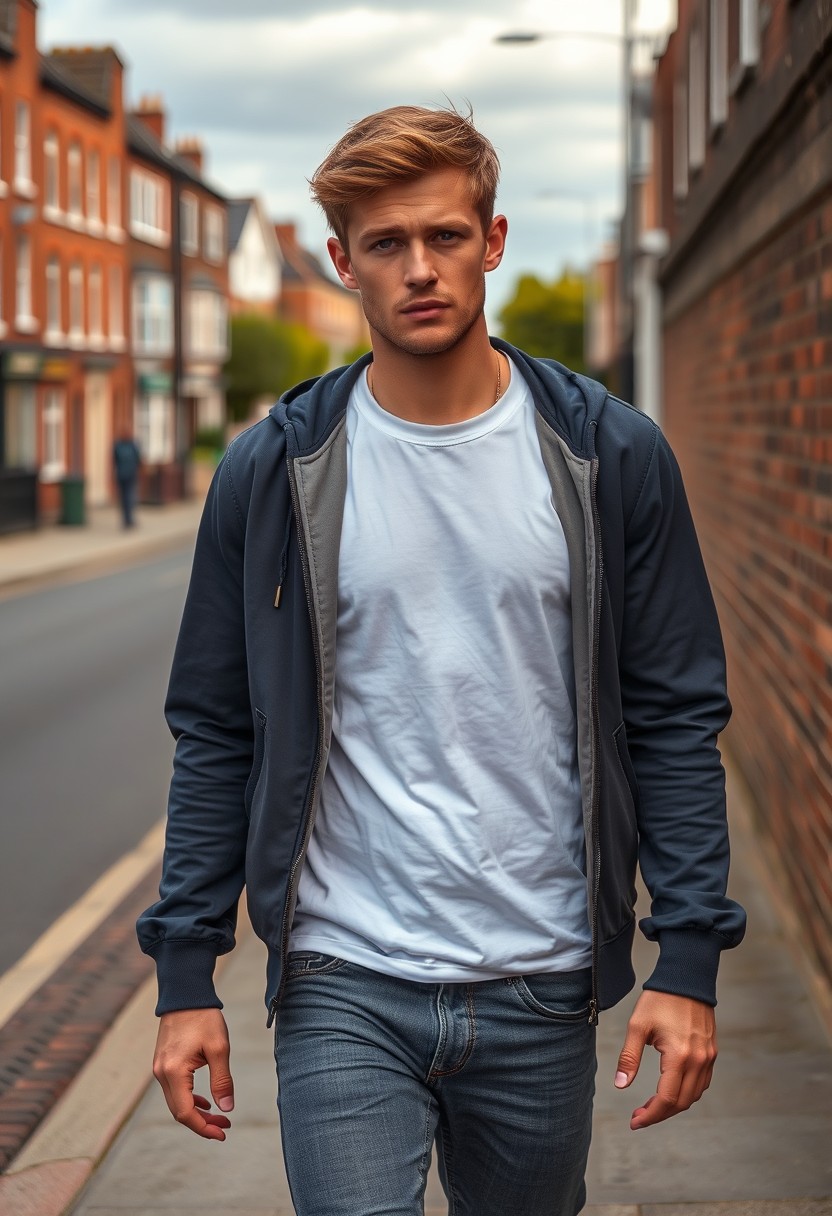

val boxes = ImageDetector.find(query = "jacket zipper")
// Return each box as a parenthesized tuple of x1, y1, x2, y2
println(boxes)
(587, 452, 602, 1026)
(267, 453, 325, 1029)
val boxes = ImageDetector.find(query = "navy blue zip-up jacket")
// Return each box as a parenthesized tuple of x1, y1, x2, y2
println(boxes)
(137, 342, 746, 1022)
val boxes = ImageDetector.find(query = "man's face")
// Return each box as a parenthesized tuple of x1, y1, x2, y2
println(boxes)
(327, 167, 506, 357)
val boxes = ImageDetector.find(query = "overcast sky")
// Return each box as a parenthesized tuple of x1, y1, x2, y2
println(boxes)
(41, 0, 675, 322)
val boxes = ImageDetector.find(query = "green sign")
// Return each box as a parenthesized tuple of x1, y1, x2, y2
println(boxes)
(138, 372, 173, 393)
(4, 351, 44, 379)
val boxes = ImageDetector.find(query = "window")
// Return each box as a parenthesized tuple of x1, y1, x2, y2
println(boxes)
(15, 235, 34, 327)
(710, 0, 728, 129)
(136, 393, 174, 463)
(41, 389, 67, 482)
(0, 99, 6, 197)
(107, 156, 122, 235)
(44, 133, 61, 214)
(688, 22, 706, 172)
(109, 264, 124, 344)
(5, 385, 37, 468)
(186, 289, 228, 358)
(45, 256, 62, 341)
(181, 193, 199, 255)
(14, 100, 33, 191)
(203, 205, 224, 263)
(130, 168, 170, 246)
(69, 261, 84, 343)
(87, 149, 101, 228)
(89, 264, 103, 342)
(132, 275, 174, 355)
(673, 78, 689, 200)
(729, 0, 760, 91)
(68, 142, 83, 221)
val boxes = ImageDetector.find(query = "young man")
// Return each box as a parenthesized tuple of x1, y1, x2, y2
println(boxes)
(140, 106, 746, 1216)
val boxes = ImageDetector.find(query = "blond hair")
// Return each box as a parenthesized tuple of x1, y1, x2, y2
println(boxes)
(310, 105, 500, 246)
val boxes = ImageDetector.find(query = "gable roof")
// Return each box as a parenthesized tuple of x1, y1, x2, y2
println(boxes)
(127, 115, 226, 203)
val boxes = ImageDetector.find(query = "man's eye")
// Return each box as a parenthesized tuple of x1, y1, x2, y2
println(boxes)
(436, 231, 458, 242)
(374, 238, 396, 250)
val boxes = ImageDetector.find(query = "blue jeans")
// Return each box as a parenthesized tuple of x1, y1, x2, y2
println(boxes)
(274, 952, 596, 1216)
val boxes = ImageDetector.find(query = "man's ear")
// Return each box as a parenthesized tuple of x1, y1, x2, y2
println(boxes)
(328, 237, 359, 291)
(484, 214, 508, 273)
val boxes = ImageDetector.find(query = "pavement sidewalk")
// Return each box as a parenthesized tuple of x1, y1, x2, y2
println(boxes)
(3, 760, 829, 1216)
(0, 498, 205, 597)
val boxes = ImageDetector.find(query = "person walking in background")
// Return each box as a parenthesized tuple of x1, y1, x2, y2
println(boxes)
(139, 105, 746, 1216)
(112, 434, 141, 529)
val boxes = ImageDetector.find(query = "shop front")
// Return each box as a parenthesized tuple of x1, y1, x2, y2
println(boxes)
(135, 369, 185, 504)
(1, 350, 42, 534)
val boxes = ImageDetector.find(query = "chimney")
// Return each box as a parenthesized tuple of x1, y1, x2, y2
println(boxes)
(275, 222, 298, 251)
(133, 93, 166, 142)
(175, 136, 204, 176)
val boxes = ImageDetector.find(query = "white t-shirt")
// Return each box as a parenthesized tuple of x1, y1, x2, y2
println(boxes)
(290, 360, 591, 980)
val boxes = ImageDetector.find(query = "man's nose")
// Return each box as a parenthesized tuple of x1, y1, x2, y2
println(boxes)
(403, 243, 437, 287)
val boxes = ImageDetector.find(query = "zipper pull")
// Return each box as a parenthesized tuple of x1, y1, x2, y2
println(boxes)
(274, 585, 282, 609)
(587, 998, 598, 1026)
(266, 995, 278, 1028)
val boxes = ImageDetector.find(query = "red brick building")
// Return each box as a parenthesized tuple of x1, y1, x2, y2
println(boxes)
(652, 0, 832, 987)
(0, 0, 130, 524)
(275, 222, 369, 365)
(0, 0, 229, 527)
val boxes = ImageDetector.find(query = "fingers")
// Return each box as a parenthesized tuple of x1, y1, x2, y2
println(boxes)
(152, 1009, 234, 1141)
(617, 991, 718, 1130)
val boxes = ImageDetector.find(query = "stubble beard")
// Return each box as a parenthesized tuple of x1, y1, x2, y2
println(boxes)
(361, 280, 487, 358)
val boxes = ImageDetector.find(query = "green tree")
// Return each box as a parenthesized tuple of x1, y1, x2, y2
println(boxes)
(224, 313, 329, 423)
(498, 269, 585, 370)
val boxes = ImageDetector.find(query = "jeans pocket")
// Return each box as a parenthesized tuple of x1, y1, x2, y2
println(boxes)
(507, 968, 592, 1022)
(285, 951, 348, 980)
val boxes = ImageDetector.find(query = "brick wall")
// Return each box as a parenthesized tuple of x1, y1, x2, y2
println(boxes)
(662, 158, 832, 992)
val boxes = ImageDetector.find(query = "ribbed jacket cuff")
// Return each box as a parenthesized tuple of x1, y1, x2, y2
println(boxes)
(643, 928, 725, 1007)
(149, 940, 223, 1016)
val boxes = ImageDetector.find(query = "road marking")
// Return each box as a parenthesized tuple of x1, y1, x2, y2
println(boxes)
(0, 819, 166, 1032)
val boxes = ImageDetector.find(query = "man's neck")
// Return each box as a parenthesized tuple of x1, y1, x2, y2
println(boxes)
(367, 324, 509, 426)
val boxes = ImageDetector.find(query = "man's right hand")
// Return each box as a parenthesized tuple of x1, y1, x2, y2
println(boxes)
(153, 1008, 234, 1141)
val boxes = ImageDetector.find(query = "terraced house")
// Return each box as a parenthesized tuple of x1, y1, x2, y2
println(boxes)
(0, 0, 229, 530)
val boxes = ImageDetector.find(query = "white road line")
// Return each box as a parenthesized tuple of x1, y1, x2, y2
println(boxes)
(0, 819, 166, 1032)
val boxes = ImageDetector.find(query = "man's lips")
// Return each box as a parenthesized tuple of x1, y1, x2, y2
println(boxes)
(400, 300, 450, 317)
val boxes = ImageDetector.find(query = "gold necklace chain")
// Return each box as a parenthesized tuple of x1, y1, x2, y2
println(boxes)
(368, 352, 504, 406)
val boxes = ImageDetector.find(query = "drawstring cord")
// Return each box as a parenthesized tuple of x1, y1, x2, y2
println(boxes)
(274, 502, 293, 608)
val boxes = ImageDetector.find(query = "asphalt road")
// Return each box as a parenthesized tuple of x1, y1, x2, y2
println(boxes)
(0, 547, 193, 974)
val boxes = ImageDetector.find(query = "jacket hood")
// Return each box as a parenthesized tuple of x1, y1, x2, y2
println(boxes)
(268, 340, 609, 460)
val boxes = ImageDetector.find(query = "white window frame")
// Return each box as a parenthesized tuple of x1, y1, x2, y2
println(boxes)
(132, 274, 174, 356)
(186, 289, 228, 359)
(45, 255, 63, 344)
(0, 99, 7, 198)
(710, 0, 728, 130)
(44, 132, 61, 218)
(107, 156, 123, 239)
(41, 388, 67, 483)
(88, 264, 104, 346)
(14, 100, 35, 196)
(203, 205, 225, 264)
(730, 0, 760, 92)
(87, 148, 102, 233)
(15, 234, 37, 331)
(688, 22, 706, 173)
(130, 168, 170, 247)
(109, 263, 125, 349)
(181, 192, 199, 256)
(67, 142, 84, 226)
(68, 261, 85, 346)
(673, 78, 689, 201)
(135, 392, 175, 464)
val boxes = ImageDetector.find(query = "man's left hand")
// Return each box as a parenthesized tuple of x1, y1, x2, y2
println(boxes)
(614, 990, 717, 1130)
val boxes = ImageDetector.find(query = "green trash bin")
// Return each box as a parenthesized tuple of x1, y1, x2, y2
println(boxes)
(60, 476, 86, 526)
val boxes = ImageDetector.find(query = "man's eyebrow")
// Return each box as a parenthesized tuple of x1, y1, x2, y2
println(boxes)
(357, 217, 475, 244)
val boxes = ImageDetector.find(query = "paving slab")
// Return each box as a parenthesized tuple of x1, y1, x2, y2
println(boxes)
(641, 1203, 832, 1215)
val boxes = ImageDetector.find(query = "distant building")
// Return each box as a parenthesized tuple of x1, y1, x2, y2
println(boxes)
(227, 196, 282, 316)
(652, 0, 832, 992)
(274, 222, 368, 366)
(127, 99, 229, 502)
(0, 0, 131, 527)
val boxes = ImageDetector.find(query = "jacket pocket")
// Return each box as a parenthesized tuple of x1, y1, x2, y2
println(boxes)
(613, 721, 639, 812)
(244, 709, 267, 819)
